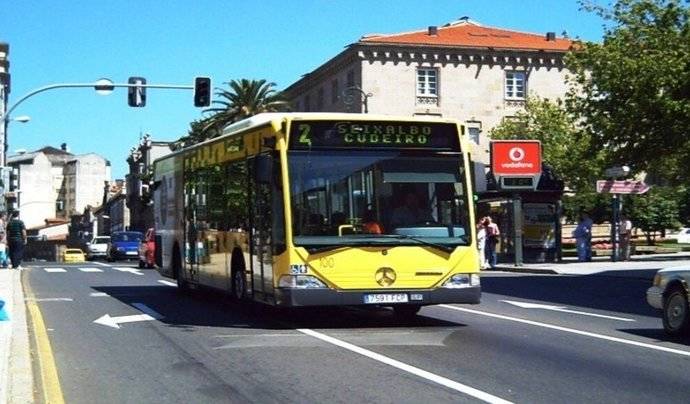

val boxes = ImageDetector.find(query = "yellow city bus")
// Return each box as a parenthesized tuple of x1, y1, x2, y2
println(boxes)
(153, 113, 480, 315)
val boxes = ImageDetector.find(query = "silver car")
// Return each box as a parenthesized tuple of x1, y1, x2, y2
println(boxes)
(86, 236, 111, 260)
(647, 266, 690, 336)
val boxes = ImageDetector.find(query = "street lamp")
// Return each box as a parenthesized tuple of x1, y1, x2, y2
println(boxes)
(341, 86, 373, 113)
(12, 115, 30, 123)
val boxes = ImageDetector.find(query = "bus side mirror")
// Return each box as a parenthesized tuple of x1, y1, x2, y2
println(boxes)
(255, 155, 273, 184)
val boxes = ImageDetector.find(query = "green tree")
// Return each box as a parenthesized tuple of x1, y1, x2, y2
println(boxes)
(626, 187, 682, 244)
(203, 79, 290, 129)
(566, 0, 690, 183)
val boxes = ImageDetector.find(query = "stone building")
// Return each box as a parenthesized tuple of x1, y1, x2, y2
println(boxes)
(285, 18, 573, 175)
(6, 144, 111, 228)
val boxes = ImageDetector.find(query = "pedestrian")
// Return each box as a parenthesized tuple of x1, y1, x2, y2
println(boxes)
(6, 211, 27, 270)
(391, 192, 432, 227)
(476, 217, 488, 269)
(0, 212, 8, 268)
(484, 216, 500, 269)
(619, 214, 633, 261)
(573, 212, 593, 262)
(362, 208, 383, 235)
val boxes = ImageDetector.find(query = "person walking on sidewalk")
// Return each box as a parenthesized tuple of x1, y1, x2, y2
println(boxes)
(573, 212, 593, 262)
(619, 214, 633, 261)
(0, 212, 8, 268)
(6, 211, 27, 270)
(476, 217, 488, 269)
(485, 216, 500, 269)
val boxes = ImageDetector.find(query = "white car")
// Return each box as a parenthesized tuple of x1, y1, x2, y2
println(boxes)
(671, 228, 690, 244)
(647, 266, 690, 336)
(86, 236, 111, 260)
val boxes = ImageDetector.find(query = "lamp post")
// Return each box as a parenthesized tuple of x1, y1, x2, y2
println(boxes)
(341, 86, 373, 113)
(0, 114, 30, 166)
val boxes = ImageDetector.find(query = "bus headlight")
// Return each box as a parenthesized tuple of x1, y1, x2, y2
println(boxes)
(279, 275, 327, 289)
(442, 273, 480, 288)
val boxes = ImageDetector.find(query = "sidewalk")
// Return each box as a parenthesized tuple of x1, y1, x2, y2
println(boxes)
(0, 269, 33, 404)
(492, 251, 690, 276)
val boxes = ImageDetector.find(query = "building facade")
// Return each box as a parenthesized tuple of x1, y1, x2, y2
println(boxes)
(6, 145, 111, 228)
(285, 18, 573, 172)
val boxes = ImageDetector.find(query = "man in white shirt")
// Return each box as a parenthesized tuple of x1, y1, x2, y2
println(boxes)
(619, 215, 633, 261)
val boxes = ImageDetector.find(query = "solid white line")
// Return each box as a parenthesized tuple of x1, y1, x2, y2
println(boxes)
(43, 268, 66, 273)
(157, 280, 177, 287)
(29, 298, 73, 302)
(439, 305, 690, 358)
(298, 328, 513, 404)
(89, 292, 108, 297)
(500, 300, 635, 322)
(79, 267, 103, 273)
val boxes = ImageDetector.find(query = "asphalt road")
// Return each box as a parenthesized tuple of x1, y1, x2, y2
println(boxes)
(24, 261, 690, 403)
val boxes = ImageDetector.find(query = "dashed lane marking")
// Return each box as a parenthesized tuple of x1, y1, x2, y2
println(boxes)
(89, 292, 108, 297)
(113, 267, 144, 276)
(43, 268, 66, 273)
(78, 267, 103, 273)
(157, 280, 177, 287)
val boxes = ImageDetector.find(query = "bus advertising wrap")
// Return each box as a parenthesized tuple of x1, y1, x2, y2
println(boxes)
(289, 120, 460, 151)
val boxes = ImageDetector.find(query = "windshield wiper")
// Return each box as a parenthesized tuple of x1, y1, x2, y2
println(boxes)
(369, 234, 458, 253)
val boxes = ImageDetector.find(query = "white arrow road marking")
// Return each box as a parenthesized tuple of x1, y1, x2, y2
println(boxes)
(93, 303, 163, 329)
(298, 328, 513, 404)
(44, 268, 66, 273)
(157, 280, 177, 287)
(113, 267, 144, 276)
(79, 267, 103, 273)
(501, 300, 635, 322)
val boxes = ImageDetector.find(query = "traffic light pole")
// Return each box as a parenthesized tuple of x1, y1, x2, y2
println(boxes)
(0, 81, 195, 166)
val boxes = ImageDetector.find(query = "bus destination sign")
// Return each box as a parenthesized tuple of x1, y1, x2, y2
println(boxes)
(289, 120, 460, 151)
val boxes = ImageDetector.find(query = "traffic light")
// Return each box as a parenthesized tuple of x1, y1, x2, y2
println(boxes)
(128, 76, 147, 107)
(193, 77, 211, 107)
(9, 168, 18, 191)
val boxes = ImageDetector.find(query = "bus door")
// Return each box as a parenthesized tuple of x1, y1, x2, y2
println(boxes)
(249, 153, 276, 302)
(183, 183, 201, 284)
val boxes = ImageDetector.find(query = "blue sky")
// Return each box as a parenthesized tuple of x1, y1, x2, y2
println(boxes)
(1, 0, 604, 178)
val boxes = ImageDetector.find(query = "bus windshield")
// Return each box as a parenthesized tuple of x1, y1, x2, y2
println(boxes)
(288, 150, 471, 252)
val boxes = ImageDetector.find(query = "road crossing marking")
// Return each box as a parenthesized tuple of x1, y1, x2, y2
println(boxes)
(43, 268, 66, 273)
(298, 328, 513, 404)
(89, 292, 108, 297)
(78, 267, 103, 273)
(113, 267, 144, 276)
(91, 261, 111, 267)
(439, 305, 690, 358)
(157, 280, 177, 287)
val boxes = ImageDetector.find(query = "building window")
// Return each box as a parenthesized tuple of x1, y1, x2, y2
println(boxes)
(317, 87, 324, 110)
(331, 79, 339, 104)
(505, 71, 526, 99)
(416, 68, 438, 96)
(467, 126, 481, 145)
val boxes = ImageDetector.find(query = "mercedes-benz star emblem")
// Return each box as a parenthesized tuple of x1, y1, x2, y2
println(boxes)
(375, 267, 396, 287)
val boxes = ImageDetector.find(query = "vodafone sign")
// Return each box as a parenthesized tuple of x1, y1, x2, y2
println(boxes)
(491, 140, 542, 176)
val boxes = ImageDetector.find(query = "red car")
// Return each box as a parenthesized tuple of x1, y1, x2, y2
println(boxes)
(138, 228, 156, 269)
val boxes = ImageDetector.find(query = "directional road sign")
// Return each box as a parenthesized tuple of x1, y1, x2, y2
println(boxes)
(596, 180, 650, 194)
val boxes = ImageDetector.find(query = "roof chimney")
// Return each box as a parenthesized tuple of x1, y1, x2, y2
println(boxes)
(428, 26, 438, 36)
(60, 142, 68, 152)
(546, 32, 556, 41)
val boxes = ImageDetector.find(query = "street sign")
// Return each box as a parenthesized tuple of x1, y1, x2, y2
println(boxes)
(604, 166, 630, 178)
(596, 180, 650, 194)
(491, 140, 541, 176)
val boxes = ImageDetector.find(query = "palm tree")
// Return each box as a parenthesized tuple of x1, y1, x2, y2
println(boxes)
(203, 78, 290, 129)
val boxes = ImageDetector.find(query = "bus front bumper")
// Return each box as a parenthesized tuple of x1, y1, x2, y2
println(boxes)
(274, 286, 481, 307)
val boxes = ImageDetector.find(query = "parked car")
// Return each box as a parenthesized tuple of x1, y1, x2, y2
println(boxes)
(138, 228, 156, 269)
(647, 266, 690, 336)
(670, 228, 690, 244)
(63, 248, 86, 263)
(86, 236, 111, 260)
(107, 231, 144, 262)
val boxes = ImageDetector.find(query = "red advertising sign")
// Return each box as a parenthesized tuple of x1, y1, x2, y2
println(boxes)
(491, 140, 542, 176)
(596, 180, 650, 194)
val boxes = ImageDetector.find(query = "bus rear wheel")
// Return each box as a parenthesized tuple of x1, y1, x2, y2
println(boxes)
(393, 305, 421, 317)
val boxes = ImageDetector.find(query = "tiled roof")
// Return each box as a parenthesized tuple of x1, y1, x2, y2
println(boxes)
(360, 20, 572, 52)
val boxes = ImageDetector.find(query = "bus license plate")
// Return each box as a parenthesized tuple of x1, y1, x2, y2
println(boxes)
(363, 293, 409, 304)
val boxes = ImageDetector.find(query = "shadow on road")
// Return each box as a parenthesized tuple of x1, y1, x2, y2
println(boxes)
(92, 285, 464, 331)
(481, 272, 657, 317)
(617, 328, 690, 346)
